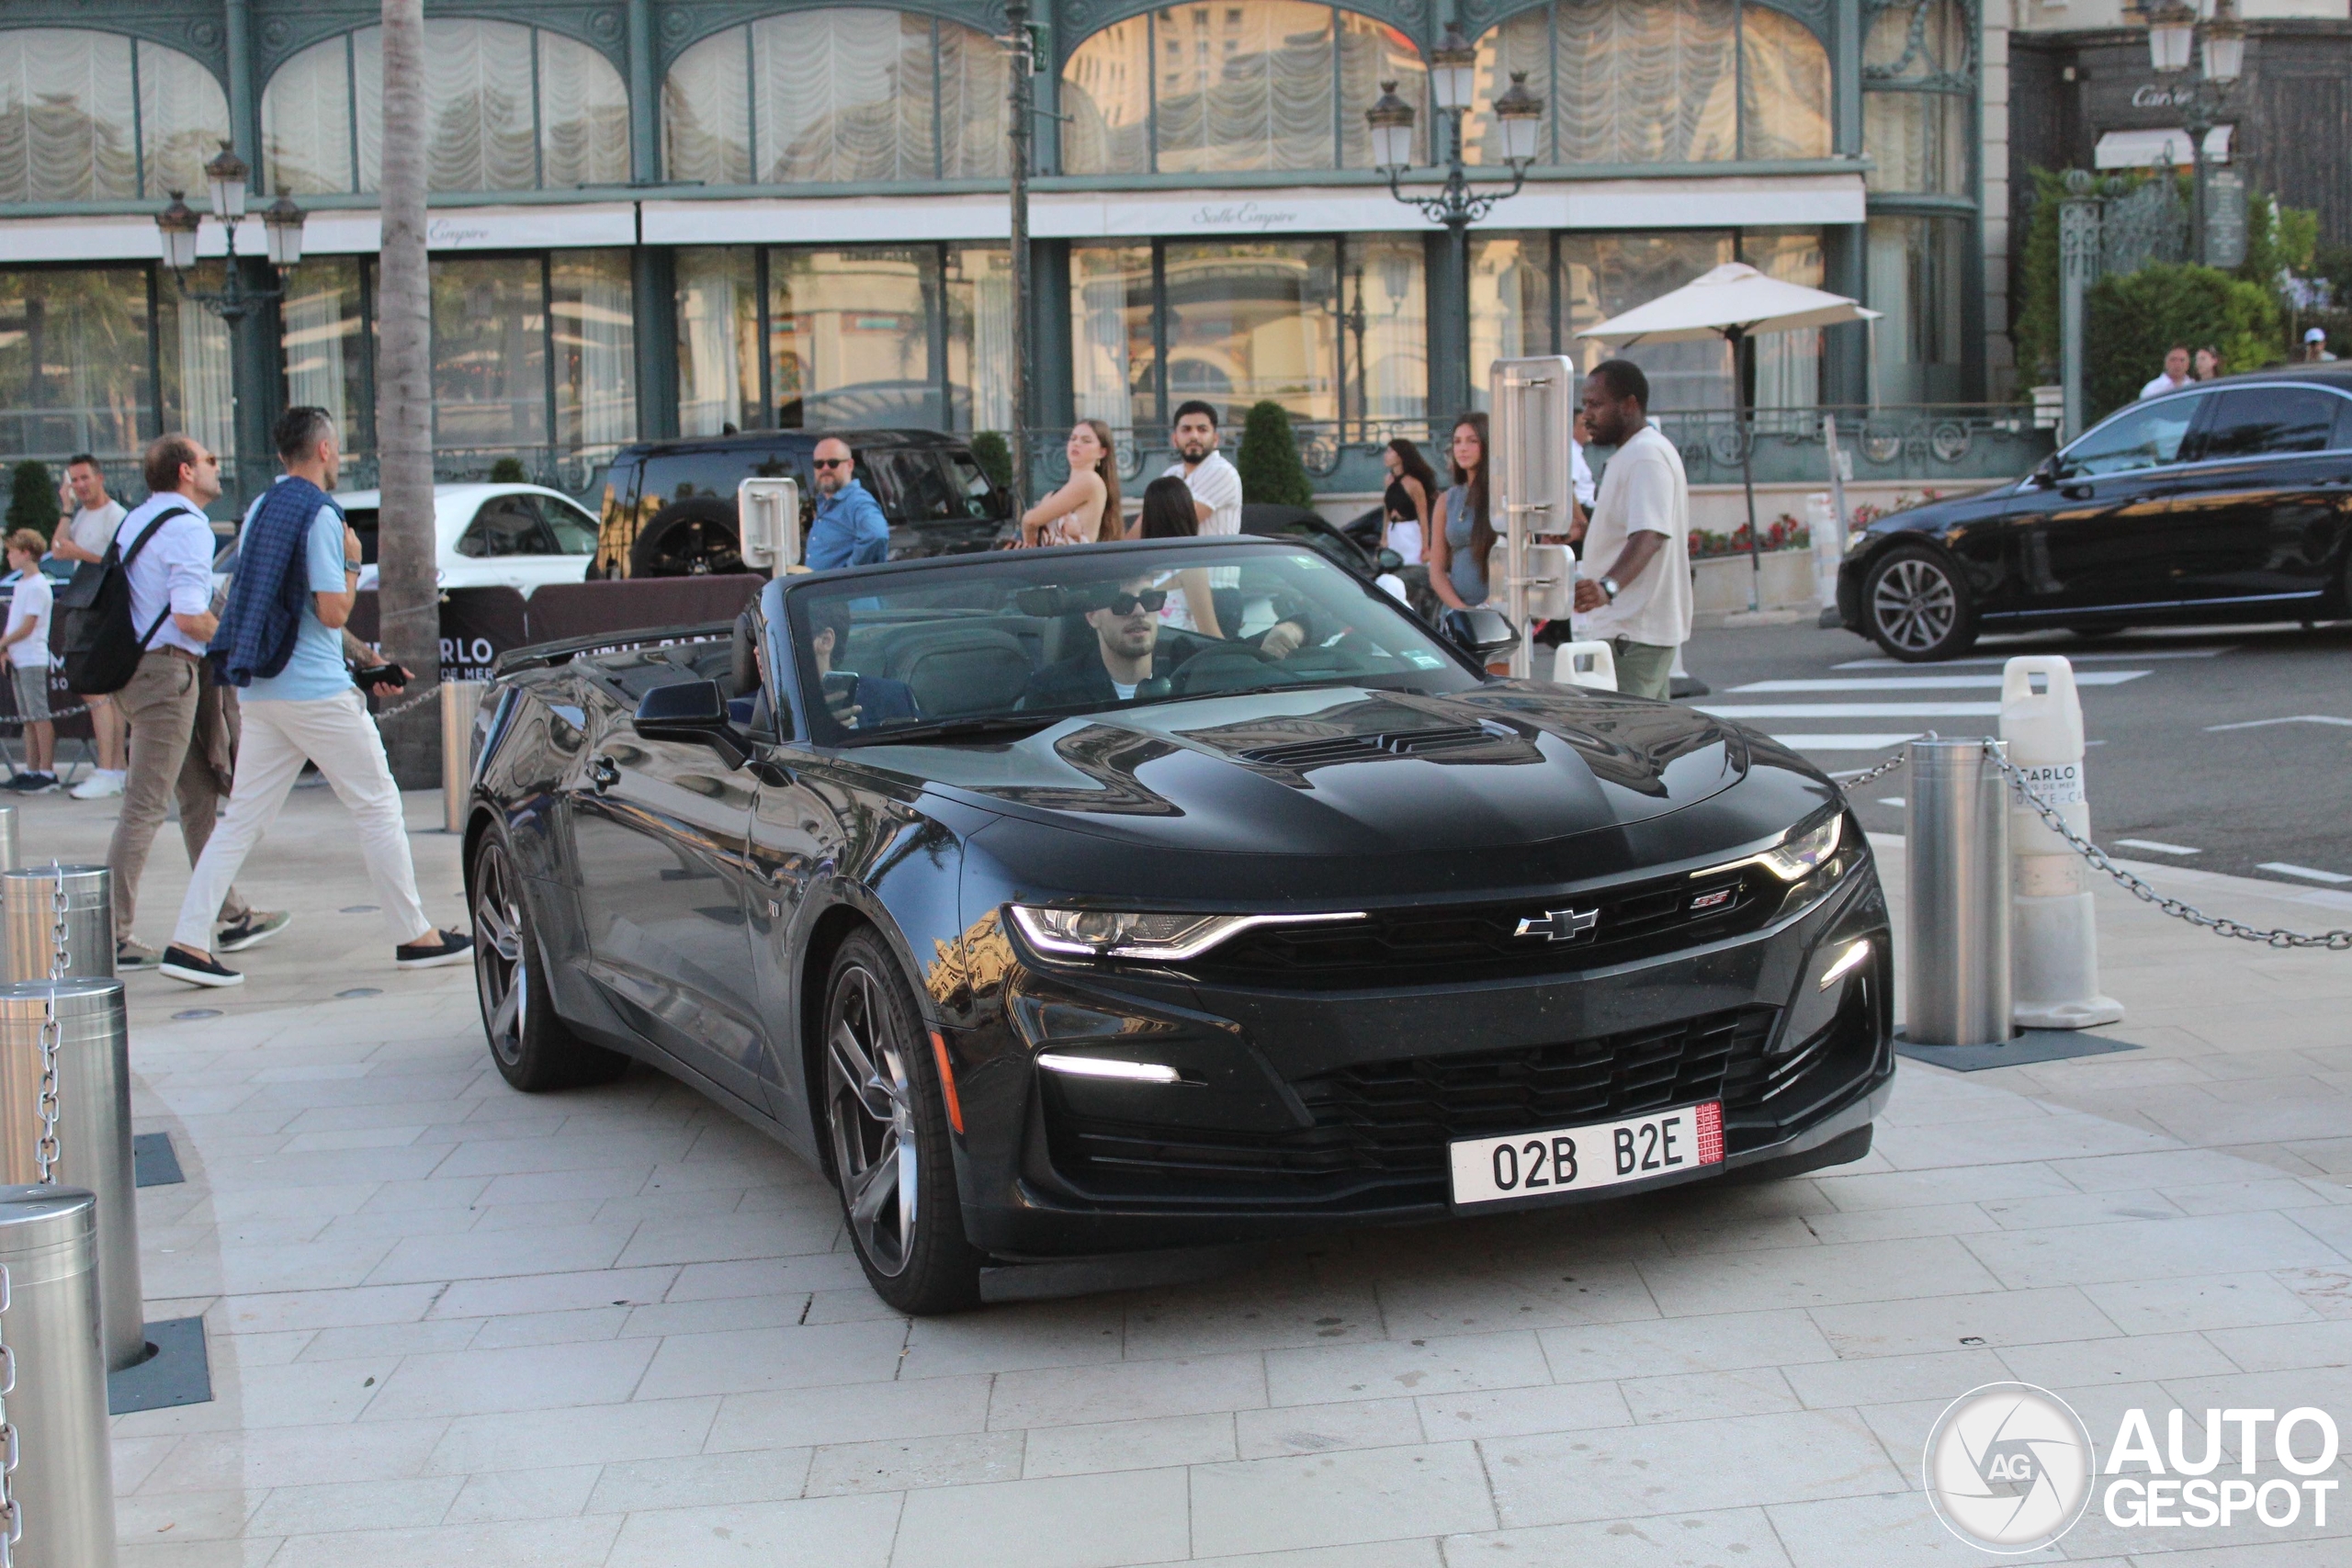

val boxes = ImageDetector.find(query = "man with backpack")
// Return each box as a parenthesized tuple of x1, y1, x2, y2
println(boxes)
(95, 434, 273, 969)
(158, 407, 469, 988)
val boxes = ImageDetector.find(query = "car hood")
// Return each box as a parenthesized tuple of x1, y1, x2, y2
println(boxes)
(865, 682, 1747, 857)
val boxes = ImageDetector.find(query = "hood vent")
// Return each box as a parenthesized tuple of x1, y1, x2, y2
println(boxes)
(1237, 719, 1532, 774)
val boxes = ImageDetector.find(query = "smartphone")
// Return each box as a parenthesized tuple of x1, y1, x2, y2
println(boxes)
(821, 671, 860, 709)
(353, 663, 407, 689)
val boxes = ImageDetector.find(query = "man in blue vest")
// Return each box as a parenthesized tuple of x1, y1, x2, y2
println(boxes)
(806, 436, 890, 570)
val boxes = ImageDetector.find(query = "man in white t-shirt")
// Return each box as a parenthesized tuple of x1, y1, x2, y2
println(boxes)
(3, 529, 58, 791)
(1571, 359, 1691, 702)
(2140, 345, 2193, 400)
(1164, 400, 1244, 596)
(49, 455, 130, 796)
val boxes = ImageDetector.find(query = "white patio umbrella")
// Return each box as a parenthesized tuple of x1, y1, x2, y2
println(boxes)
(1577, 262, 1879, 610)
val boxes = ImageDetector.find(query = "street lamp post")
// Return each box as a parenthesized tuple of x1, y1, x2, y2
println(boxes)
(2146, 0, 2243, 266)
(1367, 31, 1542, 416)
(154, 141, 309, 502)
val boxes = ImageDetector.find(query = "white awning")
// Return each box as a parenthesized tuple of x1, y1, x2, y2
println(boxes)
(2095, 126, 2233, 168)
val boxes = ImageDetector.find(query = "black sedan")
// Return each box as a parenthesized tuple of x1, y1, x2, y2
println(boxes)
(1838, 367, 2352, 660)
(462, 537, 1893, 1312)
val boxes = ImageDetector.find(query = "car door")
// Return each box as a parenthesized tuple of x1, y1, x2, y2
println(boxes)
(566, 667, 767, 1107)
(744, 739, 850, 1129)
(513, 494, 602, 594)
(452, 494, 547, 593)
(2009, 391, 2211, 615)
(2163, 383, 2352, 607)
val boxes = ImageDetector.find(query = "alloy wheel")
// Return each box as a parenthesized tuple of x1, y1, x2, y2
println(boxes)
(472, 842, 528, 1067)
(825, 965, 919, 1278)
(1871, 557, 1959, 653)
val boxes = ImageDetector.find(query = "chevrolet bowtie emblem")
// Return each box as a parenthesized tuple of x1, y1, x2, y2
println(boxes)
(1514, 908, 1600, 942)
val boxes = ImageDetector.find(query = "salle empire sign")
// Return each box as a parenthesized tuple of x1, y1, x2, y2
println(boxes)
(1923, 1384, 2342, 1553)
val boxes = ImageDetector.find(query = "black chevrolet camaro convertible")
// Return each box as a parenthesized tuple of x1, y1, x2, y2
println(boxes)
(461, 537, 1894, 1312)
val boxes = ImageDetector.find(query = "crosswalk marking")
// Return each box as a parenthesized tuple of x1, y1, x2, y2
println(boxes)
(1834, 648, 2230, 669)
(1758, 732, 1939, 750)
(2115, 838, 2199, 856)
(1729, 671, 2152, 693)
(2259, 862, 2352, 885)
(1701, 702, 2005, 718)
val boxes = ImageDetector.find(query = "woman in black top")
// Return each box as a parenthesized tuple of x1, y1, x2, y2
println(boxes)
(1381, 437, 1439, 566)
(1136, 475, 1222, 637)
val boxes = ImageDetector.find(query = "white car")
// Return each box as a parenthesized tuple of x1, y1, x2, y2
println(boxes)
(338, 483, 600, 597)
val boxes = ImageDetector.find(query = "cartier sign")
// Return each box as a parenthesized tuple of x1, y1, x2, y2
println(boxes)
(2131, 83, 2200, 108)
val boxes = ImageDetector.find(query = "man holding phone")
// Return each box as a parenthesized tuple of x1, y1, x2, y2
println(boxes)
(808, 596, 917, 731)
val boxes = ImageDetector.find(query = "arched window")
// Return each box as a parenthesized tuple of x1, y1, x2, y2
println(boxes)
(260, 22, 629, 196)
(1061, 5, 1427, 177)
(1464, 0, 1828, 166)
(0, 28, 229, 202)
(662, 10, 1007, 186)
(1862, 0, 1972, 194)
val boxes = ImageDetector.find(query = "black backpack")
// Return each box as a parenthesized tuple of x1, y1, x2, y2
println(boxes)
(55, 504, 201, 695)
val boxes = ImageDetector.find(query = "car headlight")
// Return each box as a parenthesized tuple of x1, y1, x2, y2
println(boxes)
(1842, 527, 1873, 557)
(1008, 905, 1364, 962)
(1757, 812, 1843, 882)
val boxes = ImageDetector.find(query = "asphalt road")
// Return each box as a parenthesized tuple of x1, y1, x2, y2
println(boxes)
(1677, 613, 2352, 893)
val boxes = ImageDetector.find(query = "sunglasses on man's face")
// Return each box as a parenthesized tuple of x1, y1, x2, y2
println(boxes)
(1102, 589, 1167, 616)
(812, 457, 851, 469)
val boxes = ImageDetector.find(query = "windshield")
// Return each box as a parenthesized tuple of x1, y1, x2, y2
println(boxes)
(786, 543, 1476, 745)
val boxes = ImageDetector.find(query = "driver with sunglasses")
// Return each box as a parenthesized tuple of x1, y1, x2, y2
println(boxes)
(1019, 574, 1310, 712)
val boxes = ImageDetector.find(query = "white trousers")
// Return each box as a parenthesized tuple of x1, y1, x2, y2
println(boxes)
(172, 689, 433, 953)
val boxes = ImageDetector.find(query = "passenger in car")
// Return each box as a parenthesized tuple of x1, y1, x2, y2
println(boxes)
(1135, 477, 1223, 637)
(808, 596, 921, 730)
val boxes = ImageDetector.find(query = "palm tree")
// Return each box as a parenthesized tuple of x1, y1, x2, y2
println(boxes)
(375, 0, 438, 783)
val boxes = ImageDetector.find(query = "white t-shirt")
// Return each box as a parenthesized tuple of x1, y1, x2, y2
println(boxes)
(1168, 451, 1242, 536)
(2140, 372, 2192, 400)
(67, 500, 126, 557)
(5, 570, 52, 669)
(1571, 440, 1596, 509)
(116, 494, 217, 659)
(1571, 424, 1691, 649)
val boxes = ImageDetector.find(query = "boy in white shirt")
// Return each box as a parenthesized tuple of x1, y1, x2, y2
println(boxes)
(2, 530, 57, 792)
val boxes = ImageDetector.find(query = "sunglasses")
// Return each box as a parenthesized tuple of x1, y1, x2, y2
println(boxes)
(812, 457, 851, 469)
(1102, 589, 1167, 615)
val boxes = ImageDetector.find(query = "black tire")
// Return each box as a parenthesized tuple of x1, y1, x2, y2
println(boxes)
(631, 499, 744, 577)
(471, 833, 628, 1092)
(820, 930, 983, 1314)
(1861, 545, 1977, 662)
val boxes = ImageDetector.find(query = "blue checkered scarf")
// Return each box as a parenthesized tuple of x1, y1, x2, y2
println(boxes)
(209, 477, 341, 687)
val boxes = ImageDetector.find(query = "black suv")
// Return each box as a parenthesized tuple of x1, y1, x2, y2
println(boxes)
(594, 428, 1013, 577)
(1838, 367, 2352, 660)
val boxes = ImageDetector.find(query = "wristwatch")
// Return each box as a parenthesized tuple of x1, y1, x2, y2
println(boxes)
(1600, 577, 1622, 603)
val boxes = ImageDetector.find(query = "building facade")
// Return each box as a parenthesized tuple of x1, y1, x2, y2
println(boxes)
(0, 0, 2007, 504)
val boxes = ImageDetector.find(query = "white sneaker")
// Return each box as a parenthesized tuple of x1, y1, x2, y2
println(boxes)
(69, 770, 125, 800)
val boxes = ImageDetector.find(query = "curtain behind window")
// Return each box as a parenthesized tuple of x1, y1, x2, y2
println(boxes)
(1468, 234, 1550, 412)
(137, 42, 232, 198)
(1353, 235, 1428, 425)
(1071, 243, 1153, 432)
(160, 265, 239, 463)
(264, 37, 355, 196)
(1559, 0, 1736, 164)
(0, 266, 153, 458)
(0, 30, 141, 202)
(947, 245, 1015, 432)
(1740, 229, 1825, 416)
(538, 31, 631, 188)
(753, 11, 933, 185)
(936, 21, 1008, 178)
(1060, 17, 1152, 176)
(553, 251, 636, 449)
(1564, 231, 1736, 412)
(281, 258, 365, 438)
(662, 27, 752, 186)
(1739, 7, 1831, 160)
(1154, 2, 1337, 175)
(675, 247, 761, 434)
(423, 21, 539, 193)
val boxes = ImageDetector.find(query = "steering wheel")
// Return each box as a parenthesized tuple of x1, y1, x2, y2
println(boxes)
(1170, 645, 1284, 696)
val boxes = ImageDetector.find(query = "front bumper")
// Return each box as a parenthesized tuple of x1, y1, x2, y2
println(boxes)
(944, 855, 1894, 1257)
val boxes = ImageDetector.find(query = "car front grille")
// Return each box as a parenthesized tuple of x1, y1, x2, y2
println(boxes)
(1189, 868, 1779, 988)
(1047, 1005, 1818, 1207)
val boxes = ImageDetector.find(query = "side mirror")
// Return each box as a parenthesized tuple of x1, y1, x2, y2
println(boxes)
(1439, 606, 1519, 660)
(1374, 547, 1404, 573)
(633, 678, 746, 766)
(2028, 453, 2061, 489)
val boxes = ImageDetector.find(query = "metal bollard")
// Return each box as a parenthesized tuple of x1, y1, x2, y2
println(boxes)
(0, 982, 143, 1373)
(1904, 739, 2014, 1048)
(0, 803, 16, 871)
(2, 867, 112, 985)
(440, 679, 487, 834)
(0, 1185, 119, 1568)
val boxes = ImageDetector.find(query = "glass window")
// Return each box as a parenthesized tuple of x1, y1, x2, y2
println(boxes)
(263, 24, 629, 195)
(2196, 387, 2345, 460)
(551, 251, 637, 453)
(156, 262, 237, 465)
(1740, 6, 1832, 160)
(1164, 240, 1340, 423)
(1863, 90, 1969, 194)
(662, 11, 1005, 186)
(945, 244, 1015, 434)
(0, 30, 227, 202)
(1348, 235, 1428, 427)
(771, 247, 944, 428)
(676, 247, 763, 436)
(459, 495, 548, 557)
(1562, 232, 1736, 412)
(533, 494, 603, 554)
(2060, 395, 2200, 479)
(1469, 235, 1551, 412)
(281, 258, 369, 446)
(1060, 6, 1426, 176)
(0, 266, 153, 459)
(1465, 0, 1739, 167)
(1739, 229, 1825, 412)
(431, 256, 548, 451)
(1866, 214, 1965, 403)
(1071, 243, 1158, 433)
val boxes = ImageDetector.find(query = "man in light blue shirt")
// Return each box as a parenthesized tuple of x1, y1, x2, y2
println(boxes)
(806, 436, 890, 570)
(160, 407, 471, 988)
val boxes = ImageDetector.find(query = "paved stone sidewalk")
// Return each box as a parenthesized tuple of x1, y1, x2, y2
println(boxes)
(12, 787, 2352, 1566)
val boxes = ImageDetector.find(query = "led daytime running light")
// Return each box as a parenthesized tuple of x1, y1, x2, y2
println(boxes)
(1035, 1054, 1182, 1084)
(1818, 938, 1872, 990)
(1690, 812, 1845, 885)
(1009, 905, 1366, 962)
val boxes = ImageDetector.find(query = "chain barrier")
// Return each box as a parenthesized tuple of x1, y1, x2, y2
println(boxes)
(1830, 741, 2352, 951)
(35, 868, 63, 1185)
(0, 1261, 18, 1567)
(368, 681, 443, 728)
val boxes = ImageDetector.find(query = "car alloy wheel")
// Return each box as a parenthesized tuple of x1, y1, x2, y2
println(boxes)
(1871, 556, 1958, 653)
(472, 840, 529, 1068)
(826, 963, 920, 1279)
